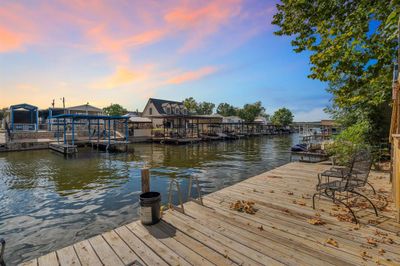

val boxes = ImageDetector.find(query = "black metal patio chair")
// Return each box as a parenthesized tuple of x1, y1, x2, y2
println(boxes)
(312, 149, 378, 224)
(319, 149, 376, 194)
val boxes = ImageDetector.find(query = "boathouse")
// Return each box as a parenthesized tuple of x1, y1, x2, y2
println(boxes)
(7, 103, 39, 132)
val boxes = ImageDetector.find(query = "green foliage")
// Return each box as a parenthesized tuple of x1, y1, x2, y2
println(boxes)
(196, 102, 215, 115)
(0, 108, 7, 121)
(272, 0, 399, 145)
(216, 103, 238, 116)
(325, 121, 371, 165)
(183, 97, 215, 115)
(183, 97, 198, 114)
(103, 104, 128, 116)
(237, 101, 266, 122)
(270, 108, 293, 127)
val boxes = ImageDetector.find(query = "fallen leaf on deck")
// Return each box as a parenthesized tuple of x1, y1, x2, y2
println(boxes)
(326, 238, 339, 248)
(375, 230, 388, 237)
(307, 217, 326, 225)
(258, 225, 264, 231)
(230, 200, 257, 214)
(268, 175, 282, 179)
(287, 192, 294, 195)
(382, 238, 395, 244)
(334, 213, 354, 223)
(367, 238, 378, 246)
(360, 251, 372, 261)
(379, 249, 386, 255)
(353, 225, 361, 231)
(368, 219, 379, 225)
(269, 190, 275, 193)
(292, 200, 306, 206)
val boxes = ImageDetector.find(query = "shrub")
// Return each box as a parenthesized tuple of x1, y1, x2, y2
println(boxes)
(325, 121, 371, 166)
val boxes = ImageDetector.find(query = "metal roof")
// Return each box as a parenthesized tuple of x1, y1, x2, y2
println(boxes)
(52, 114, 128, 120)
(66, 104, 102, 112)
(10, 103, 38, 110)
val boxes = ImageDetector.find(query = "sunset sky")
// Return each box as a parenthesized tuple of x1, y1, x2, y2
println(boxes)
(0, 0, 330, 121)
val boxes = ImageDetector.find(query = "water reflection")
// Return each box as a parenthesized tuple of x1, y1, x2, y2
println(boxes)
(0, 134, 297, 265)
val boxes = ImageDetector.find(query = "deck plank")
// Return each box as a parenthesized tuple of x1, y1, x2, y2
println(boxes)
(126, 222, 192, 266)
(20, 259, 38, 266)
(102, 230, 143, 265)
(88, 235, 124, 266)
(73, 240, 102, 266)
(37, 252, 58, 266)
(156, 220, 237, 266)
(114, 225, 167, 266)
(56, 246, 81, 266)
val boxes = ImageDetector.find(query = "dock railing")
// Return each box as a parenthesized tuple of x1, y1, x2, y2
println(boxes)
(392, 134, 400, 222)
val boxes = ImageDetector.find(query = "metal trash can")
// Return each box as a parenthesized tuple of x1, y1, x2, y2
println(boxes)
(139, 192, 161, 225)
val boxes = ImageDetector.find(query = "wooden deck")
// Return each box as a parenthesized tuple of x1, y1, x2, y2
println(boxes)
(20, 162, 400, 266)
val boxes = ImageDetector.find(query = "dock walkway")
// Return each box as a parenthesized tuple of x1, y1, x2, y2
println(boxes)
(21, 162, 400, 266)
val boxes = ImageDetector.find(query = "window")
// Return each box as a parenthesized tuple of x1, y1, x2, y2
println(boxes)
(167, 107, 171, 114)
(149, 108, 152, 115)
(176, 108, 180, 114)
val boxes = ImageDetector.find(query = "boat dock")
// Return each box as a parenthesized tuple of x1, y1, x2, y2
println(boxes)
(90, 140, 129, 152)
(20, 162, 400, 266)
(49, 143, 78, 155)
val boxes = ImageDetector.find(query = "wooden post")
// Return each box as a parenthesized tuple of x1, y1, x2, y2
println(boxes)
(141, 168, 150, 193)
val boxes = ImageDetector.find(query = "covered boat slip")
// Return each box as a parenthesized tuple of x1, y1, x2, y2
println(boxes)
(21, 162, 400, 266)
(150, 114, 284, 144)
(49, 114, 129, 154)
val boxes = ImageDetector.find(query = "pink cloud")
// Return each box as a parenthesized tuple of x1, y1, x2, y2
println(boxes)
(164, 0, 242, 52)
(85, 25, 166, 63)
(0, 26, 27, 52)
(167, 66, 218, 84)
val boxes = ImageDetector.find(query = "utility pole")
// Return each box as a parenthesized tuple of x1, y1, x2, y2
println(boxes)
(60, 97, 65, 113)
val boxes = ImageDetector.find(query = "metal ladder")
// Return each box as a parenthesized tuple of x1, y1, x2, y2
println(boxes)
(168, 176, 203, 214)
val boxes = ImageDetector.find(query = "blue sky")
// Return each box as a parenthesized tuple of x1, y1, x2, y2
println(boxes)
(0, 0, 330, 121)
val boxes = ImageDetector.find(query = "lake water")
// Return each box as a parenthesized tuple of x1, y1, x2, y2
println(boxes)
(0, 134, 297, 265)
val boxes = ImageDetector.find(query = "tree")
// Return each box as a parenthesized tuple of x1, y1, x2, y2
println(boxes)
(270, 108, 293, 127)
(216, 103, 238, 117)
(103, 104, 128, 116)
(237, 101, 266, 122)
(272, 1, 399, 144)
(196, 102, 215, 115)
(183, 97, 198, 114)
(0, 108, 7, 121)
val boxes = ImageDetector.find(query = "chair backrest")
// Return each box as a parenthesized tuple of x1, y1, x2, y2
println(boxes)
(346, 149, 372, 187)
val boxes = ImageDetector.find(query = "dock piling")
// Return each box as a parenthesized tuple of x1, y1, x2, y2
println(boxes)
(141, 168, 150, 193)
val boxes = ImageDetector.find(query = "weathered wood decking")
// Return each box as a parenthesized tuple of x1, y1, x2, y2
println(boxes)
(21, 162, 400, 266)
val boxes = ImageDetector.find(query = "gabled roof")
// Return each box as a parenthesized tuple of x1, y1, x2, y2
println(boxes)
(10, 103, 38, 110)
(67, 104, 102, 112)
(147, 98, 184, 115)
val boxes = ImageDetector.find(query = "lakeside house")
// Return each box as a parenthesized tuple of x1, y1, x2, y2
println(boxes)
(65, 104, 103, 116)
